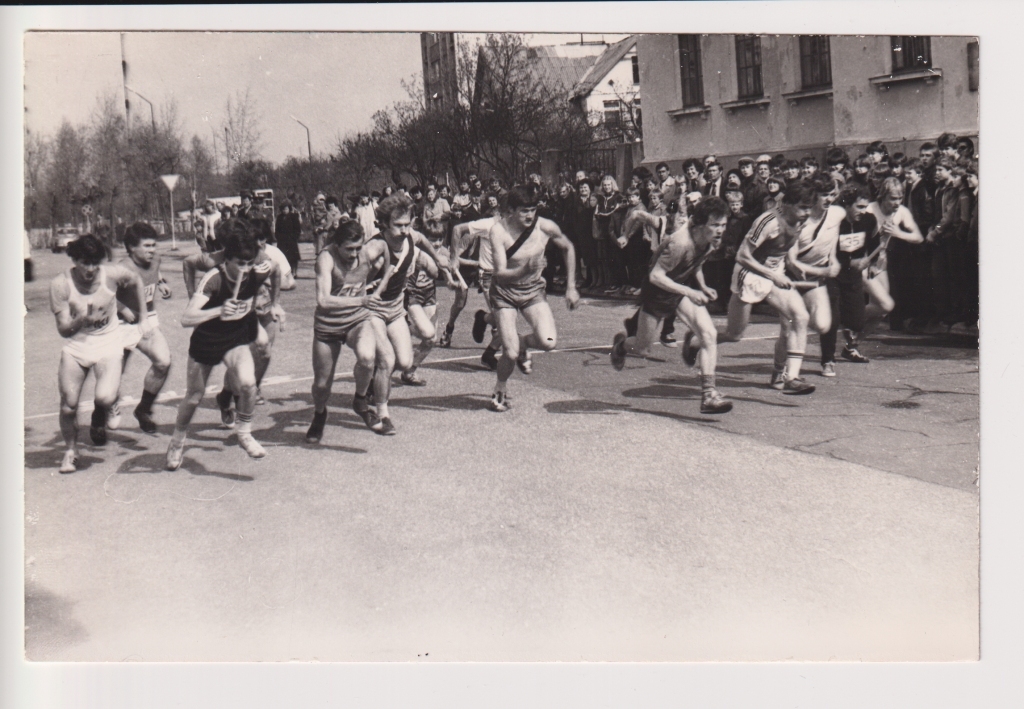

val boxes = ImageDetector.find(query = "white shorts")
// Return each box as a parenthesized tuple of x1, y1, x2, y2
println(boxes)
(731, 258, 785, 304)
(62, 328, 124, 369)
(119, 312, 160, 352)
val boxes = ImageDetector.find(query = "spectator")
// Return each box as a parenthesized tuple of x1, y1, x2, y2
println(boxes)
(764, 175, 786, 212)
(770, 153, 787, 175)
(571, 180, 599, 289)
(826, 147, 850, 177)
(420, 182, 450, 243)
(782, 160, 802, 183)
(452, 180, 472, 209)
(274, 200, 302, 279)
(354, 193, 378, 239)
(706, 186, 751, 312)
(724, 169, 744, 193)
(594, 175, 627, 294)
(682, 158, 705, 194)
(655, 162, 679, 206)
(925, 156, 968, 333)
(936, 132, 959, 159)
(800, 157, 819, 179)
(889, 157, 936, 332)
(197, 199, 221, 253)
(237, 190, 256, 220)
(851, 155, 872, 189)
(702, 162, 724, 197)
(956, 136, 976, 161)
(618, 186, 652, 295)
(866, 141, 889, 165)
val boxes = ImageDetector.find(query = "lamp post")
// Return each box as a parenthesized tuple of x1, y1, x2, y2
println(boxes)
(124, 85, 156, 131)
(290, 115, 312, 161)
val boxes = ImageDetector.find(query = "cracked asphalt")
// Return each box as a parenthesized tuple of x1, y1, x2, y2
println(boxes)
(22, 242, 979, 661)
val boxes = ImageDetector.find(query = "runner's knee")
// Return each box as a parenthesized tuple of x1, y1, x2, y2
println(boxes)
(536, 334, 557, 351)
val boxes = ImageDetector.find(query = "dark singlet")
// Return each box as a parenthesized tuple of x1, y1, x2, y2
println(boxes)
(117, 256, 161, 318)
(194, 265, 267, 339)
(368, 233, 416, 302)
(641, 232, 714, 302)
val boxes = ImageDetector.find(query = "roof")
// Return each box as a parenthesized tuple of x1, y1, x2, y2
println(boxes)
(570, 35, 637, 101)
(526, 45, 600, 93)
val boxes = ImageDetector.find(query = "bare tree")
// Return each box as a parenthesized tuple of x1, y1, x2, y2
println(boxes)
(222, 88, 263, 169)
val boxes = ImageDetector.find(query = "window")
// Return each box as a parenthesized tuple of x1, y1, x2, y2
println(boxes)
(968, 41, 979, 91)
(891, 36, 932, 73)
(678, 35, 704, 107)
(735, 35, 763, 99)
(603, 100, 621, 126)
(799, 36, 832, 90)
(631, 55, 640, 84)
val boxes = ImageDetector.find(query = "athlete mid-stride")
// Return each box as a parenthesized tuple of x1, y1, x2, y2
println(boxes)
(487, 185, 579, 412)
(113, 222, 173, 433)
(610, 197, 734, 414)
(50, 234, 150, 473)
(166, 219, 278, 470)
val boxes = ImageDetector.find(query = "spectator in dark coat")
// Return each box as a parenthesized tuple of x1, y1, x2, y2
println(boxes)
(274, 201, 302, 278)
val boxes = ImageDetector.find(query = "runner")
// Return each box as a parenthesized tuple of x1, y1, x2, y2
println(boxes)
(166, 219, 277, 470)
(49, 234, 150, 473)
(609, 197, 733, 414)
(447, 215, 505, 368)
(712, 180, 821, 394)
(866, 177, 924, 331)
(307, 220, 388, 443)
(362, 193, 453, 434)
(487, 185, 579, 412)
(182, 219, 283, 418)
(437, 216, 480, 348)
(113, 222, 173, 433)
(403, 242, 456, 385)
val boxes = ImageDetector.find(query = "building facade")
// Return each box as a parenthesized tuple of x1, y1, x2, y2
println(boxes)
(421, 32, 458, 109)
(570, 36, 641, 138)
(637, 34, 979, 171)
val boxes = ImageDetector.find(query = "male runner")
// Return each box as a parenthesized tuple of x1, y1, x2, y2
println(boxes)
(610, 197, 733, 414)
(362, 193, 452, 434)
(487, 185, 579, 412)
(114, 222, 173, 433)
(307, 220, 388, 443)
(166, 219, 277, 469)
(50, 234, 150, 473)
(437, 217, 480, 348)
(447, 215, 505, 368)
(708, 180, 821, 394)
(182, 219, 283, 419)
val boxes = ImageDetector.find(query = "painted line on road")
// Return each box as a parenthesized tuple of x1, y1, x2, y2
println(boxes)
(23, 337, 778, 421)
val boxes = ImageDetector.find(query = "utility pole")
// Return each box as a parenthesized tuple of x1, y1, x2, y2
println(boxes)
(290, 115, 312, 161)
(124, 85, 156, 132)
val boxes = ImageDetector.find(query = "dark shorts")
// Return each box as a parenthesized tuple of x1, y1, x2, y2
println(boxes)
(829, 271, 866, 332)
(459, 265, 477, 289)
(639, 282, 685, 321)
(490, 276, 547, 311)
(405, 280, 437, 308)
(189, 314, 259, 366)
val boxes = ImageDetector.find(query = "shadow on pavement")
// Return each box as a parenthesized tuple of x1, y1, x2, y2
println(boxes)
(25, 580, 89, 660)
(118, 449, 255, 481)
(420, 359, 488, 375)
(24, 448, 104, 472)
(544, 398, 722, 425)
(391, 392, 493, 412)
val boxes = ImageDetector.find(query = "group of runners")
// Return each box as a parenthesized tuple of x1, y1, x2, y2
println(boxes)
(48, 172, 920, 472)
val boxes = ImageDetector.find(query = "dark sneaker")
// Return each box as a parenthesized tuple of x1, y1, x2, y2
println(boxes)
(439, 328, 453, 348)
(610, 332, 627, 371)
(216, 389, 236, 428)
(375, 417, 397, 436)
(841, 347, 870, 363)
(660, 333, 678, 348)
(700, 390, 733, 414)
(782, 377, 816, 395)
(306, 409, 328, 444)
(89, 422, 107, 446)
(489, 391, 511, 412)
(681, 330, 698, 367)
(401, 371, 427, 386)
(472, 310, 488, 343)
(769, 369, 786, 390)
(353, 396, 381, 431)
(516, 355, 533, 375)
(481, 348, 499, 371)
(134, 406, 158, 434)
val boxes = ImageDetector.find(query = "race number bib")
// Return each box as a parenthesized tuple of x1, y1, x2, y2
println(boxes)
(221, 298, 252, 321)
(144, 283, 156, 303)
(839, 231, 866, 253)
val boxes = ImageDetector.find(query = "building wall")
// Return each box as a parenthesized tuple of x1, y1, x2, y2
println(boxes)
(637, 34, 979, 173)
(421, 32, 458, 108)
(583, 47, 640, 124)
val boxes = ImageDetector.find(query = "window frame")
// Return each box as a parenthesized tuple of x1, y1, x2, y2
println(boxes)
(734, 35, 764, 100)
(891, 36, 932, 74)
(799, 36, 832, 90)
(677, 34, 705, 108)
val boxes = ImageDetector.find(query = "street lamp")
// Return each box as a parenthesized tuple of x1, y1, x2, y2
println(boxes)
(290, 115, 312, 161)
(124, 85, 156, 131)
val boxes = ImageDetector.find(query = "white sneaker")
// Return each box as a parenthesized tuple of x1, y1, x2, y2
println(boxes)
(59, 449, 78, 474)
(107, 403, 122, 430)
(821, 362, 836, 377)
(166, 436, 186, 471)
(237, 432, 267, 459)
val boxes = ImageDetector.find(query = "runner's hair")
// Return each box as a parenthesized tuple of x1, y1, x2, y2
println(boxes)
(506, 184, 540, 211)
(375, 193, 414, 226)
(66, 234, 107, 264)
(689, 196, 729, 227)
(123, 222, 159, 250)
(332, 220, 365, 245)
(780, 180, 819, 207)
(219, 218, 260, 261)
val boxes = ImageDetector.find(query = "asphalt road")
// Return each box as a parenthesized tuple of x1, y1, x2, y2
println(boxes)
(22, 241, 979, 661)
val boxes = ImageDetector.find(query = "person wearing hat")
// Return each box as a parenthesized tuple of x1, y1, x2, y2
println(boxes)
(274, 199, 302, 278)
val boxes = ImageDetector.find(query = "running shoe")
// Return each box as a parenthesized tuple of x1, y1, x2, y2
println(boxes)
(352, 395, 381, 431)
(660, 334, 678, 348)
(516, 354, 533, 375)
(700, 390, 733, 414)
(782, 377, 816, 395)
(821, 361, 837, 377)
(438, 328, 453, 348)
(481, 348, 499, 371)
(305, 409, 328, 444)
(59, 449, 78, 474)
(769, 369, 786, 390)
(472, 310, 488, 343)
(134, 406, 158, 434)
(401, 371, 427, 386)
(610, 332, 627, 371)
(216, 389, 236, 428)
(106, 403, 122, 430)
(255, 388, 267, 405)
(165, 436, 185, 471)
(681, 331, 698, 366)
(237, 432, 267, 459)
(489, 391, 511, 412)
(840, 347, 870, 363)
(89, 421, 107, 446)
(375, 417, 397, 436)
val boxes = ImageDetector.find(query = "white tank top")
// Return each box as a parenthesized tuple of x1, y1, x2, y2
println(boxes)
(64, 267, 120, 340)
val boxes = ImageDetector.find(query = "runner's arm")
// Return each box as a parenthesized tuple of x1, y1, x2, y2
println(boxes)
(736, 234, 793, 288)
(362, 240, 393, 300)
(112, 265, 153, 334)
(413, 232, 455, 285)
(315, 251, 369, 310)
(648, 249, 705, 304)
(543, 220, 578, 303)
(50, 277, 90, 337)
(491, 231, 539, 283)
(183, 252, 220, 297)
(891, 208, 924, 244)
(451, 224, 480, 268)
(179, 292, 222, 327)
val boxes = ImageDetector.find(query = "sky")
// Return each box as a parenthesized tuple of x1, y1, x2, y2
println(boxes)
(23, 31, 626, 166)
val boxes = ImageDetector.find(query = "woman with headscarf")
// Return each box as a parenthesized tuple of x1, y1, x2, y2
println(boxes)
(274, 200, 302, 278)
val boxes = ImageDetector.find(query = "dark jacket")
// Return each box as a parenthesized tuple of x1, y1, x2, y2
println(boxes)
(905, 178, 937, 234)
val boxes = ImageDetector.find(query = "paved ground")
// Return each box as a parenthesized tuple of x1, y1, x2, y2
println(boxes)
(22, 241, 979, 661)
